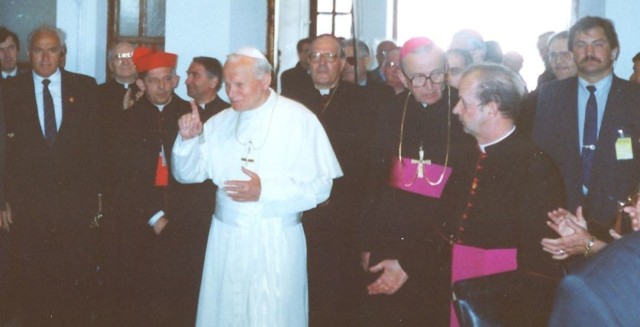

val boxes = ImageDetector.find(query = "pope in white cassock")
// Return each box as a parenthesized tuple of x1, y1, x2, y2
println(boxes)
(172, 47, 342, 326)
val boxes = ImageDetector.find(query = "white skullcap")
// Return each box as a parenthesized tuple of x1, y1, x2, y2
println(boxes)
(232, 47, 268, 61)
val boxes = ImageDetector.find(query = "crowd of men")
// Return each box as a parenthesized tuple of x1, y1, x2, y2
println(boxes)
(0, 14, 639, 327)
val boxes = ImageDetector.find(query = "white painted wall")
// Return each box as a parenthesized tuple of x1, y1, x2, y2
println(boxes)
(356, 0, 393, 70)
(277, 0, 310, 89)
(165, 0, 232, 99)
(605, 0, 640, 80)
(56, 0, 107, 83)
(165, 0, 266, 100)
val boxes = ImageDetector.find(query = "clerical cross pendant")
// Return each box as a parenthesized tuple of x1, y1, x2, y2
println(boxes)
(241, 142, 255, 166)
(411, 145, 431, 178)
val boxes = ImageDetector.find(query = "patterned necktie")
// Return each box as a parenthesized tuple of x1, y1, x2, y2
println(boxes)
(43, 79, 57, 146)
(581, 85, 597, 189)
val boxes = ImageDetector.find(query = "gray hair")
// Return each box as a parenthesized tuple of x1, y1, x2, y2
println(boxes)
(547, 31, 569, 47)
(342, 38, 370, 57)
(28, 25, 66, 50)
(226, 52, 272, 80)
(312, 34, 345, 58)
(462, 63, 525, 120)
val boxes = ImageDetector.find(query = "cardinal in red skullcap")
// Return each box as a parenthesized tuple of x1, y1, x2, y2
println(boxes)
(132, 47, 178, 73)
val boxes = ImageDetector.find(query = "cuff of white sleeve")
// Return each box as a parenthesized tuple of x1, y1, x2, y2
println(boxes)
(148, 210, 165, 226)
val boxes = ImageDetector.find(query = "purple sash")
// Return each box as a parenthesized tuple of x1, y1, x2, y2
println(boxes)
(388, 156, 452, 198)
(450, 244, 518, 327)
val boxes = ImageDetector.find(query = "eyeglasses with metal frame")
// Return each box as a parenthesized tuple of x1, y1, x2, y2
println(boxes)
(308, 52, 340, 63)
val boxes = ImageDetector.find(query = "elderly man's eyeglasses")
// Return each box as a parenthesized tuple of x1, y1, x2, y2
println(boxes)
(114, 51, 133, 64)
(406, 71, 446, 87)
(548, 51, 572, 62)
(309, 52, 339, 63)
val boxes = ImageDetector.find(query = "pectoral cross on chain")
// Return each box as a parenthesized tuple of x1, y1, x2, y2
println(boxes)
(411, 145, 431, 178)
(241, 142, 255, 166)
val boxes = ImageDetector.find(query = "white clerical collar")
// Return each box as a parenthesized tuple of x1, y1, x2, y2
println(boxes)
(478, 126, 516, 153)
(316, 82, 338, 96)
(155, 97, 172, 112)
(2, 67, 17, 79)
(116, 78, 135, 89)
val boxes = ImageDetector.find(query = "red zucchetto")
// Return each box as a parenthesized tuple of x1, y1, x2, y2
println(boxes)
(400, 37, 434, 60)
(132, 47, 177, 73)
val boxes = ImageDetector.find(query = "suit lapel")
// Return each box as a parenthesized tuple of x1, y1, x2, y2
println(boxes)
(23, 75, 47, 145)
(560, 78, 581, 162)
(590, 76, 626, 187)
(59, 70, 72, 136)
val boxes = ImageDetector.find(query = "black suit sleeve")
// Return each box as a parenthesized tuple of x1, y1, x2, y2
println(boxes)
(0, 84, 5, 209)
(518, 151, 565, 277)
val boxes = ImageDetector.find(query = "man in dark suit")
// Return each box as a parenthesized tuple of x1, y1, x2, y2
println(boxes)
(536, 31, 556, 88)
(185, 56, 229, 119)
(367, 40, 396, 85)
(98, 41, 138, 225)
(285, 34, 372, 326)
(0, 83, 9, 324)
(113, 47, 206, 326)
(4, 25, 100, 326)
(162, 55, 228, 325)
(532, 16, 640, 235)
(0, 26, 28, 81)
(549, 231, 640, 326)
(280, 37, 313, 97)
(98, 41, 138, 122)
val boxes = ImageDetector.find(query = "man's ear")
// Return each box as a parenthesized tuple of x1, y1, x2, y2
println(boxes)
(484, 101, 500, 117)
(172, 75, 180, 88)
(209, 76, 219, 90)
(262, 73, 272, 90)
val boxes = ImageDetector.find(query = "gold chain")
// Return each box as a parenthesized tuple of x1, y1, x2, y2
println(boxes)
(397, 86, 452, 186)
(235, 93, 278, 151)
(321, 82, 339, 115)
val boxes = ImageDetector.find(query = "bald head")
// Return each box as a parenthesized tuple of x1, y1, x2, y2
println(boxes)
(108, 42, 136, 83)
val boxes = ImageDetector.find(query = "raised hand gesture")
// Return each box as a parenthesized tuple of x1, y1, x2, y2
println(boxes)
(178, 101, 203, 140)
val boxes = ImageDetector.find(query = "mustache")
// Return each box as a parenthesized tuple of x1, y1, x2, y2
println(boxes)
(580, 56, 602, 64)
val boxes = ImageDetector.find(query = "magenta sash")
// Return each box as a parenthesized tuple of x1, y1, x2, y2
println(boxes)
(388, 157, 452, 198)
(450, 244, 517, 327)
